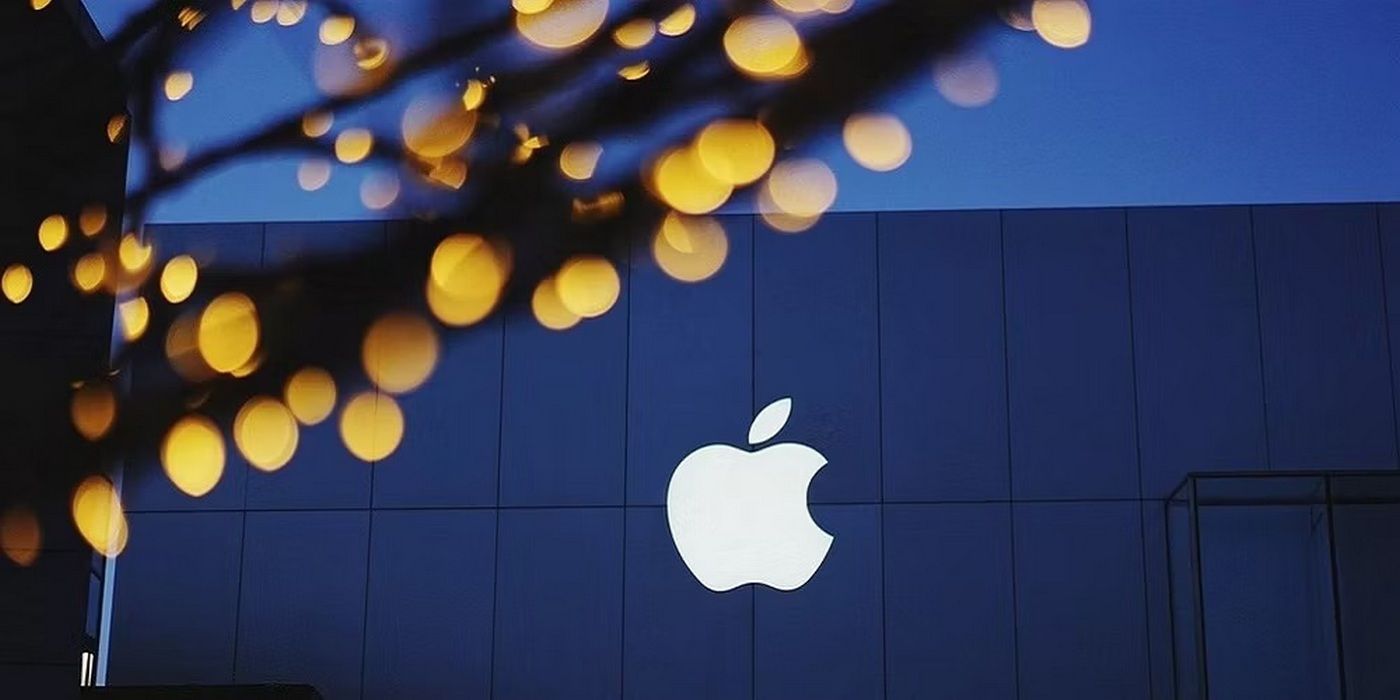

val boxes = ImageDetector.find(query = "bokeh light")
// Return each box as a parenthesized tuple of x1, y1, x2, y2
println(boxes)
(461, 80, 488, 111)
(513, 0, 554, 12)
(652, 146, 733, 215)
(0, 507, 40, 567)
(556, 255, 620, 318)
(234, 396, 299, 471)
(618, 61, 650, 80)
(301, 110, 333, 137)
(764, 158, 838, 217)
(653, 213, 728, 283)
(1032, 0, 1091, 49)
(72, 254, 106, 293)
(935, 53, 1000, 108)
(339, 392, 404, 461)
(427, 234, 508, 327)
(164, 71, 194, 101)
(842, 113, 912, 172)
(119, 233, 154, 273)
(658, 4, 696, 36)
(335, 128, 374, 164)
(79, 204, 107, 237)
(249, 0, 276, 23)
(724, 16, 802, 77)
(559, 141, 603, 181)
(362, 312, 440, 394)
(319, 15, 355, 45)
(360, 172, 400, 210)
(275, 0, 306, 26)
(161, 415, 225, 497)
(695, 119, 775, 186)
(3, 264, 32, 304)
(402, 96, 477, 158)
(198, 292, 259, 373)
(516, 0, 608, 50)
(160, 255, 199, 303)
(71, 475, 127, 557)
(298, 159, 332, 191)
(284, 367, 337, 425)
(119, 297, 150, 341)
(531, 276, 581, 330)
(165, 311, 215, 382)
(106, 114, 128, 143)
(38, 214, 68, 251)
(613, 19, 656, 49)
(71, 382, 117, 441)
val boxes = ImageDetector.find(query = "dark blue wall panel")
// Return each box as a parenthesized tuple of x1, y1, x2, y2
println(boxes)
(755, 214, 881, 503)
(627, 215, 756, 506)
(879, 211, 1008, 502)
(362, 510, 495, 699)
(493, 508, 623, 699)
(1378, 204, 1400, 454)
(623, 507, 751, 699)
(107, 512, 243, 686)
(1014, 501, 1150, 699)
(1004, 209, 1139, 499)
(1199, 506, 1339, 699)
(499, 264, 628, 507)
(628, 217, 753, 506)
(1129, 207, 1269, 496)
(235, 511, 369, 699)
(884, 503, 1016, 699)
(1254, 204, 1395, 469)
(1332, 502, 1400, 699)
(754, 504, 882, 699)
(374, 324, 502, 508)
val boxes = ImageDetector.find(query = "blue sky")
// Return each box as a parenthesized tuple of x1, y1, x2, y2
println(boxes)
(85, 0, 1400, 223)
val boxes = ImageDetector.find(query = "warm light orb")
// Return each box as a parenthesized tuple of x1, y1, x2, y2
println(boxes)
(38, 214, 68, 251)
(764, 158, 838, 217)
(427, 234, 507, 326)
(513, 0, 553, 12)
(359, 172, 400, 210)
(106, 114, 128, 144)
(284, 367, 337, 425)
(935, 53, 1000, 108)
(1032, 0, 1091, 49)
(556, 255, 620, 318)
(723, 16, 802, 76)
(298, 159, 332, 191)
(198, 292, 259, 373)
(772, 0, 824, 14)
(71, 476, 127, 557)
(658, 4, 696, 36)
(613, 18, 657, 49)
(301, 110, 333, 137)
(339, 392, 404, 462)
(249, 0, 277, 23)
(3, 264, 32, 304)
(461, 80, 488, 111)
(118, 233, 154, 272)
(335, 128, 373, 163)
(30, 0, 52, 10)
(162, 415, 225, 497)
(72, 254, 106, 293)
(160, 255, 199, 303)
(515, 0, 608, 50)
(654, 213, 729, 283)
(842, 113, 913, 172)
(234, 397, 299, 471)
(0, 507, 40, 567)
(319, 14, 354, 44)
(402, 96, 477, 159)
(652, 146, 733, 215)
(118, 297, 150, 341)
(531, 276, 581, 330)
(696, 119, 775, 186)
(275, 0, 306, 26)
(353, 37, 390, 69)
(71, 382, 117, 441)
(79, 204, 107, 236)
(164, 71, 194, 101)
(618, 61, 651, 81)
(38, 215, 67, 254)
(559, 141, 603, 181)
(363, 312, 440, 394)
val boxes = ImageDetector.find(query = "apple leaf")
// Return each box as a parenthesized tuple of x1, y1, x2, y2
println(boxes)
(748, 397, 793, 445)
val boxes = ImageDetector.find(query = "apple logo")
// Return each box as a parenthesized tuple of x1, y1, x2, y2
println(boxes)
(666, 397, 834, 592)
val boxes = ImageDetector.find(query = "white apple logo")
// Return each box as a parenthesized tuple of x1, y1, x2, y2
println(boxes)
(666, 397, 834, 592)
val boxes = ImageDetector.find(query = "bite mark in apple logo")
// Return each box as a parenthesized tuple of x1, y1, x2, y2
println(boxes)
(666, 397, 834, 592)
